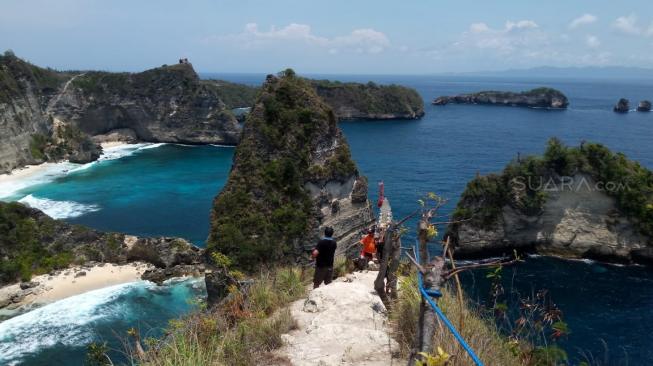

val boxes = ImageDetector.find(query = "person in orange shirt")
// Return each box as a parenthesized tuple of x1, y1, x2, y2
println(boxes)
(359, 228, 376, 263)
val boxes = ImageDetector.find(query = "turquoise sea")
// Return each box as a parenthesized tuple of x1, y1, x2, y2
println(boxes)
(1, 74, 653, 365)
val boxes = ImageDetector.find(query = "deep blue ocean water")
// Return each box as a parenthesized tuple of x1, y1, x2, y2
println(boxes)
(1, 74, 653, 365)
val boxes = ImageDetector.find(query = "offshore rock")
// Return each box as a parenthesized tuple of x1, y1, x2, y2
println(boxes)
(614, 98, 630, 113)
(432, 88, 569, 109)
(637, 100, 651, 112)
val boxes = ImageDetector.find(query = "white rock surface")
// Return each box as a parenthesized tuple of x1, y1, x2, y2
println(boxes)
(276, 271, 403, 365)
(456, 174, 648, 260)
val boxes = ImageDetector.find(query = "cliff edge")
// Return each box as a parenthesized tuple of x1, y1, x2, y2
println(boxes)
(0, 53, 240, 173)
(447, 138, 653, 264)
(207, 70, 374, 269)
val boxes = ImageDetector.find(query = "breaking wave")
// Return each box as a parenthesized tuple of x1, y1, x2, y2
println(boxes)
(18, 195, 100, 219)
(0, 282, 145, 365)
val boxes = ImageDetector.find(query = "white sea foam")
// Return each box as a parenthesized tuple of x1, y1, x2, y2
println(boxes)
(210, 144, 236, 148)
(0, 281, 148, 365)
(98, 142, 159, 160)
(0, 143, 166, 199)
(0, 162, 78, 200)
(18, 195, 100, 219)
(137, 142, 167, 150)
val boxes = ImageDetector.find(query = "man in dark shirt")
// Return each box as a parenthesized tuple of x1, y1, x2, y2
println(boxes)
(312, 227, 337, 288)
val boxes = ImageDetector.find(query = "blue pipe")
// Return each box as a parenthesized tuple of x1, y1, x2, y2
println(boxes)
(414, 241, 485, 366)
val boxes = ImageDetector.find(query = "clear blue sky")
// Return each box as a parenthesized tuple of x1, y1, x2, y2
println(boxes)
(1, 0, 652, 74)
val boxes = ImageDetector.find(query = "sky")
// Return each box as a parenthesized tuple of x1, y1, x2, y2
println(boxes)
(1, 0, 652, 74)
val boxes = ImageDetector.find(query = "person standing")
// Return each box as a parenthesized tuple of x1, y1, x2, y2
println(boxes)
(312, 227, 337, 288)
(359, 228, 376, 263)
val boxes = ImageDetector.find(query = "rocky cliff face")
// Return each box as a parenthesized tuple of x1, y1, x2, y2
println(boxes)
(0, 201, 202, 286)
(452, 174, 648, 262)
(448, 139, 653, 265)
(207, 70, 374, 270)
(433, 88, 569, 109)
(52, 64, 241, 145)
(205, 79, 426, 121)
(311, 80, 425, 120)
(0, 54, 101, 173)
(0, 55, 241, 173)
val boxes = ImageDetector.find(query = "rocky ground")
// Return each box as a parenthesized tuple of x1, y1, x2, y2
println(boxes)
(275, 271, 404, 366)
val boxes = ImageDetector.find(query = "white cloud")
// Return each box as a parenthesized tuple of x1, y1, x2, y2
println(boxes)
(586, 35, 601, 48)
(613, 14, 642, 35)
(569, 14, 598, 29)
(204, 23, 390, 54)
(426, 19, 618, 69)
(504, 20, 539, 31)
(457, 20, 543, 53)
(469, 22, 490, 33)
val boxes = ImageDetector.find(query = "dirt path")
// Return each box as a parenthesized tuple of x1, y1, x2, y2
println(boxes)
(276, 271, 404, 366)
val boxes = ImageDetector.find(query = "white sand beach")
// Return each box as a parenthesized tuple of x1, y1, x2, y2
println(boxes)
(100, 141, 132, 149)
(0, 262, 154, 311)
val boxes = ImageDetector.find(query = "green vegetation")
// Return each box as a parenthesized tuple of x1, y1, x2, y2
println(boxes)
(466, 88, 567, 100)
(0, 50, 67, 103)
(391, 273, 522, 366)
(29, 133, 49, 161)
(207, 69, 359, 270)
(527, 87, 564, 96)
(0, 202, 75, 283)
(392, 271, 576, 365)
(71, 63, 201, 98)
(27, 124, 97, 163)
(71, 71, 130, 96)
(451, 138, 653, 238)
(312, 79, 424, 118)
(138, 267, 308, 366)
(203, 79, 260, 109)
(0, 202, 128, 284)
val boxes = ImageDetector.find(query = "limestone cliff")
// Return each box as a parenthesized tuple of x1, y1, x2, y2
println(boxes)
(202, 78, 426, 121)
(0, 53, 100, 173)
(207, 70, 374, 269)
(311, 80, 425, 120)
(0, 54, 240, 173)
(433, 87, 569, 109)
(53, 64, 241, 145)
(0, 201, 202, 286)
(447, 138, 653, 265)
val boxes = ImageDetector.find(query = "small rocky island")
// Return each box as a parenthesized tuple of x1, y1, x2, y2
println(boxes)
(447, 138, 653, 265)
(614, 98, 630, 113)
(637, 100, 651, 112)
(433, 87, 569, 109)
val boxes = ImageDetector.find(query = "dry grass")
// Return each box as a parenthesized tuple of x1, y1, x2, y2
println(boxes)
(390, 274, 524, 366)
(140, 267, 308, 366)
